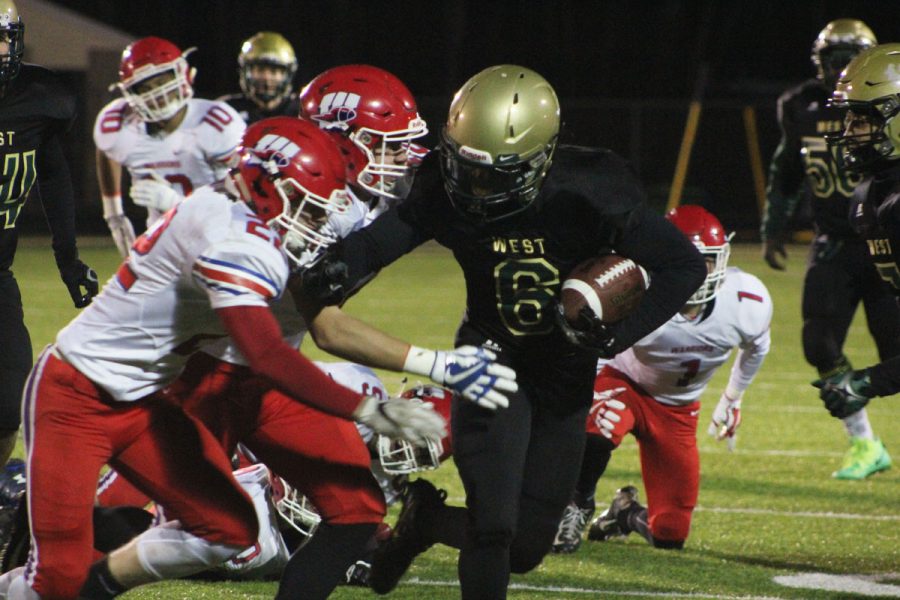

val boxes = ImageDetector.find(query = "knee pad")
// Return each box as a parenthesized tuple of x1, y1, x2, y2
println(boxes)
(509, 541, 548, 574)
(134, 524, 246, 580)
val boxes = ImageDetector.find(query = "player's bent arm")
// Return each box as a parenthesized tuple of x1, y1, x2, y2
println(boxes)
(97, 149, 135, 257)
(218, 304, 365, 418)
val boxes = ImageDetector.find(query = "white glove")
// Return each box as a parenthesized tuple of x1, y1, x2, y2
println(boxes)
(589, 387, 627, 439)
(353, 395, 447, 447)
(707, 390, 742, 451)
(404, 345, 517, 410)
(105, 213, 135, 258)
(130, 174, 181, 212)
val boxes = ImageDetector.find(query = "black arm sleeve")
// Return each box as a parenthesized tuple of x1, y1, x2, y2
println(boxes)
(762, 92, 804, 241)
(35, 134, 79, 268)
(609, 204, 707, 351)
(867, 356, 900, 397)
(336, 206, 431, 295)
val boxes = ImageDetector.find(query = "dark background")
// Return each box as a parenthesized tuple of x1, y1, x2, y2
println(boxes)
(25, 1, 900, 238)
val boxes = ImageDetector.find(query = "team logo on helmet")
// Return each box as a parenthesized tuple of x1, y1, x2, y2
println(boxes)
(311, 92, 361, 131)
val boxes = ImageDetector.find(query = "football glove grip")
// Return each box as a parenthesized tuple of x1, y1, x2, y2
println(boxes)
(298, 251, 349, 304)
(707, 390, 742, 451)
(353, 395, 447, 448)
(812, 369, 874, 419)
(404, 345, 517, 410)
(554, 303, 618, 358)
(589, 388, 628, 440)
(130, 175, 181, 212)
(105, 213, 136, 258)
(59, 259, 99, 308)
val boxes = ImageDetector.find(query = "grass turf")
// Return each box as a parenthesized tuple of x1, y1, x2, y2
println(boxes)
(12, 237, 899, 599)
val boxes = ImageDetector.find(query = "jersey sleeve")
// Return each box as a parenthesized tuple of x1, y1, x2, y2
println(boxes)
(198, 100, 246, 164)
(193, 238, 287, 310)
(762, 86, 807, 240)
(93, 98, 131, 160)
(726, 269, 773, 395)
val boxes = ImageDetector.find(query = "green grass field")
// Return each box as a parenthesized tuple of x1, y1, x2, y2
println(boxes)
(13, 237, 900, 600)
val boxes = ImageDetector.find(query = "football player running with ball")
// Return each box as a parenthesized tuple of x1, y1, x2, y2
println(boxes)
(817, 45, 900, 427)
(301, 65, 706, 599)
(761, 19, 896, 480)
(95, 36, 245, 257)
(552, 206, 772, 553)
(0, 117, 445, 600)
(0, 0, 98, 468)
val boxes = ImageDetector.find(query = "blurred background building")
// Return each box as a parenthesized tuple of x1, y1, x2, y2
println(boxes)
(18, 0, 900, 239)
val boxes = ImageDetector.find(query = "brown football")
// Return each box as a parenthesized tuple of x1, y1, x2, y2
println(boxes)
(561, 254, 650, 325)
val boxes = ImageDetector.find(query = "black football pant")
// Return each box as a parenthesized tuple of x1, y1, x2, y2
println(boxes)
(0, 273, 29, 434)
(801, 238, 900, 373)
(452, 329, 595, 599)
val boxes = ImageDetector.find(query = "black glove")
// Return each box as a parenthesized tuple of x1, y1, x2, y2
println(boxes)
(554, 302, 619, 358)
(812, 369, 874, 419)
(59, 260, 99, 308)
(298, 252, 349, 306)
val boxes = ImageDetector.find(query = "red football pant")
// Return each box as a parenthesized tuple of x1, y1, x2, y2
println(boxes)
(587, 366, 700, 544)
(22, 349, 257, 599)
(98, 352, 385, 525)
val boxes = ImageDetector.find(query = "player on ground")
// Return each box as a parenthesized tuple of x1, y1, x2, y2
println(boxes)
(552, 205, 772, 553)
(95, 36, 245, 257)
(0, 0, 97, 468)
(0, 117, 445, 599)
(300, 64, 707, 599)
(760, 19, 895, 479)
(219, 31, 300, 124)
(817, 44, 900, 422)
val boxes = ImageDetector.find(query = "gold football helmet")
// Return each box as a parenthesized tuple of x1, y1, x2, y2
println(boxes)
(238, 31, 297, 106)
(811, 19, 877, 89)
(441, 65, 560, 223)
(829, 44, 900, 173)
(0, 0, 23, 84)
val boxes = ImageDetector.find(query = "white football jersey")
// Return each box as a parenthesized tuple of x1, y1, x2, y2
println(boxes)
(606, 267, 772, 406)
(94, 97, 246, 226)
(55, 188, 288, 401)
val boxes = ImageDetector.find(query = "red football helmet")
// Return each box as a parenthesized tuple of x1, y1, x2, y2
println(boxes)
(377, 384, 453, 475)
(299, 64, 428, 200)
(666, 205, 732, 304)
(117, 37, 195, 122)
(231, 116, 351, 267)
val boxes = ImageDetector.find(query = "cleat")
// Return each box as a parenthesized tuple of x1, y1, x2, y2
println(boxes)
(588, 485, 640, 542)
(368, 478, 447, 594)
(551, 499, 595, 554)
(833, 437, 892, 480)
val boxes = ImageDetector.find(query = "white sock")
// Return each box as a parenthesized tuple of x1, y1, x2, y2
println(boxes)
(842, 408, 875, 440)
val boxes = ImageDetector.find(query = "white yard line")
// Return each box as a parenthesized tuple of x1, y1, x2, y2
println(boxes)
(404, 578, 785, 599)
(694, 506, 900, 521)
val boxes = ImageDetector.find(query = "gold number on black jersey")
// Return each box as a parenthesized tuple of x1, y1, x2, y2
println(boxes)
(0, 150, 37, 229)
(874, 260, 900, 292)
(495, 258, 559, 336)
(801, 136, 861, 199)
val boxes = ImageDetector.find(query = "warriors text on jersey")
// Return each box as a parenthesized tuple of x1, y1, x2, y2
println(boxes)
(54, 188, 288, 401)
(335, 146, 706, 357)
(93, 97, 245, 224)
(765, 79, 863, 240)
(605, 267, 772, 406)
(0, 64, 78, 272)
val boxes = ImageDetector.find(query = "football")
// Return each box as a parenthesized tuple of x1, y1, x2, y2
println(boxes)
(560, 254, 650, 325)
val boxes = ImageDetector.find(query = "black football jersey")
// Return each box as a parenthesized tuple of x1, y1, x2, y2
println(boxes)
(766, 79, 863, 239)
(0, 63, 78, 273)
(335, 145, 706, 357)
(849, 168, 900, 395)
(218, 92, 301, 125)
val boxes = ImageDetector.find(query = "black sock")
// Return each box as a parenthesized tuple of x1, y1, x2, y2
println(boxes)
(574, 434, 614, 503)
(275, 522, 378, 600)
(78, 556, 128, 599)
(92, 506, 154, 553)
